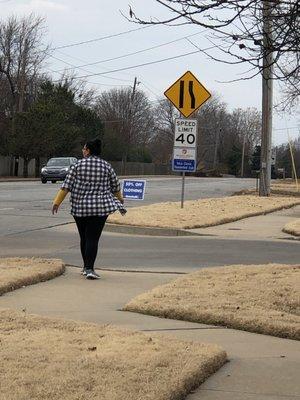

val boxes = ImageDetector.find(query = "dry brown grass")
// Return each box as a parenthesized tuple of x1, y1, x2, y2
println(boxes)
(0, 258, 65, 296)
(283, 219, 300, 237)
(271, 180, 300, 196)
(0, 309, 226, 400)
(237, 180, 300, 197)
(108, 195, 300, 229)
(124, 264, 300, 340)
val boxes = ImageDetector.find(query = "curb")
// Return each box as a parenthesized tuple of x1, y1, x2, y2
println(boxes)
(282, 227, 300, 238)
(0, 178, 40, 182)
(104, 223, 210, 237)
(66, 264, 186, 275)
(0, 175, 176, 183)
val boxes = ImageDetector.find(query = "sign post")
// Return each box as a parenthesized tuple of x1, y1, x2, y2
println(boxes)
(181, 169, 185, 209)
(164, 71, 211, 207)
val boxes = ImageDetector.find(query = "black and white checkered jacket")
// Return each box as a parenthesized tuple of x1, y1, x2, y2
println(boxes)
(61, 156, 126, 217)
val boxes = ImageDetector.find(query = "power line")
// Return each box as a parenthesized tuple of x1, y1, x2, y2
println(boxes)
(140, 82, 161, 99)
(55, 49, 97, 64)
(48, 54, 133, 83)
(46, 66, 130, 89)
(64, 46, 216, 80)
(48, 44, 135, 83)
(86, 81, 129, 87)
(51, 30, 205, 73)
(273, 126, 299, 131)
(48, 29, 210, 87)
(51, 25, 152, 51)
(48, 50, 134, 82)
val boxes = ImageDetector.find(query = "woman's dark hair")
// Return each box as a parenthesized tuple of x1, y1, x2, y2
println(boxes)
(85, 138, 102, 156)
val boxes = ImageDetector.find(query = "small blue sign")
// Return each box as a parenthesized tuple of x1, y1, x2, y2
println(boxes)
(122, 180, 146, 200)
(173, 159, 195, 172)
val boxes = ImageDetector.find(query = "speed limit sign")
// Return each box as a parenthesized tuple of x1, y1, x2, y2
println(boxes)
(174, 119, 197, 148)
(173, 118, 198, 172)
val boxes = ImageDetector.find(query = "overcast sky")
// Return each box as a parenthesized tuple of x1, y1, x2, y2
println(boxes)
(1, 0, 299, 145)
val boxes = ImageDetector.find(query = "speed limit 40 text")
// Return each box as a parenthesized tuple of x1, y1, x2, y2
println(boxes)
(174, 118, 198, 148)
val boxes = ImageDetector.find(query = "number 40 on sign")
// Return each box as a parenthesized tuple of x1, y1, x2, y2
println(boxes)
(174, 119, 197, 148)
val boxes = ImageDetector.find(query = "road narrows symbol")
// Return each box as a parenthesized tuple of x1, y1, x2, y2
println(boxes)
(189, 81, 196, 109)
(179, 80, 184, 108)
(179, 80, 196, 109)
(164, 71, 211, 118)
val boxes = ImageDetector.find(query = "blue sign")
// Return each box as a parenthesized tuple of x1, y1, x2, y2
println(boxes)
(173, 159, 195, 172)
(122, 180, 146, 200)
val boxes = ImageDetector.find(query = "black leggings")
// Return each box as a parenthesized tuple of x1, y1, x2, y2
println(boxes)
(74, 215, 108, 270)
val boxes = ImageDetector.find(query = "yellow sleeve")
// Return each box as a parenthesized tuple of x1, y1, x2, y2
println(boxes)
(114, 190, 124, 202)
(53, 189, 68, 206)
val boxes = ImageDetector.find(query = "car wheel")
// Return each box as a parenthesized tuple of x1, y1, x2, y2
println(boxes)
(51, 180, 57, 183)
(41, 178, 47, 184)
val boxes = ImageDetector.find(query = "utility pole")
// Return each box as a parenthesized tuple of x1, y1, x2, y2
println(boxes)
(131, 77, 138, 103)
(241, 134, 246, 177)
(259, 0, 273, 196)
(18, 45, 27, 113)
(122, 77, 137, 175)
(213, 128, 220, 171)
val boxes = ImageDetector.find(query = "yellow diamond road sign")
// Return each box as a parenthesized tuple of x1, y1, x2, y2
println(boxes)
(164, 71, 211, 118)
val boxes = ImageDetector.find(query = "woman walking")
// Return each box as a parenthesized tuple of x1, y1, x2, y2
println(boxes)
(52, 138, 126, 279)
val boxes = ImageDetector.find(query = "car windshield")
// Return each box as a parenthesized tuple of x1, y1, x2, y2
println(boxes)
(47, 158, 70, 167)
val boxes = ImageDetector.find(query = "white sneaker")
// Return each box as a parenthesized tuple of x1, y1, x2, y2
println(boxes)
(86, 270, 100, 280)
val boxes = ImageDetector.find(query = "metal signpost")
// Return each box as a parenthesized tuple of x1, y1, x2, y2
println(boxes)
(164, 71, 211, 207)
(122, 179, 146, 200)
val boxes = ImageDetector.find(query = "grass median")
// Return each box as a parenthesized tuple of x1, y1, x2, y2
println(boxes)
(271, 180, 300, 196)
(0, 309, 227, 400)
(124, 264, 300, 340)
(283, 219, 300, 237)
(0, 257, 65, 296)
(109, 195, 300, 230)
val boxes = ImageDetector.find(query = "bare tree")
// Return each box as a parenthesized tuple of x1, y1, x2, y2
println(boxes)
(230, 108, 261, 147)
(95, 87, 154, 165)
(57, 72, 98, 108)
(150, 99, 178, 163)
(276, 136, 300, 177)
(277, 71, 300, 111)
(129, 1, 299, 84)
(0, 14, 49, 115)
(0, 14, 49, 175)
(193, 96, 228, 171)
(229, 108, 261, 176)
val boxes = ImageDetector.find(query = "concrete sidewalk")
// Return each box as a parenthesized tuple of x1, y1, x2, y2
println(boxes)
(186, 205, 300, 241)
(0, 266, 299, 400)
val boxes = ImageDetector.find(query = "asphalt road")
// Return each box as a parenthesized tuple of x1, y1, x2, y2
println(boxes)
(1, 176, 298, 273)
(0, 177, 256, 236)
